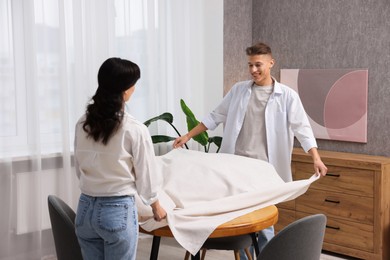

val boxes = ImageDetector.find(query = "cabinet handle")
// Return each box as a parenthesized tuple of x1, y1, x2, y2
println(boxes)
(326, 173, 340, 177)
(326, 225, 340, 230)
(324, 198, 340, 204)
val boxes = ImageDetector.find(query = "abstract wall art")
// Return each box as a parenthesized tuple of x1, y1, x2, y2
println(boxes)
(280, 69, 368, 143)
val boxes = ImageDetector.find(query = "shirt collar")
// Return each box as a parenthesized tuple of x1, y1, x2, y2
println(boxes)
(272, 77, 283, 95)
(248, 77, 281, 94)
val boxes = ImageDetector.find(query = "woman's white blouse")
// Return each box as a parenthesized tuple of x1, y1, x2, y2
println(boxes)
(74, 112, 160, 205)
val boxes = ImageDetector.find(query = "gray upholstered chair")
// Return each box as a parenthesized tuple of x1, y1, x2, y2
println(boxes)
(48, 195, 83, 260)
(258, 214, 326, 260)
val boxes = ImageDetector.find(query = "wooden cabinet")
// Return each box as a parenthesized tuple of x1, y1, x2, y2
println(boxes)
(276, 148, 390, 260)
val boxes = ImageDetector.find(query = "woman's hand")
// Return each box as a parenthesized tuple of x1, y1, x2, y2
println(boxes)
(151, 200, 167, 221)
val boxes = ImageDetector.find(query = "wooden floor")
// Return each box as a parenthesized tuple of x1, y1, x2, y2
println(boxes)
(136, 234, 356, 260)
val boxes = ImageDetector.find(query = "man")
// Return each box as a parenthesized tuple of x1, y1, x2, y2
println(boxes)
(173, 42, 327, 258)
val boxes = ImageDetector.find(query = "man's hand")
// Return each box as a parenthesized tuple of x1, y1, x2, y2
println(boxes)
(173, 134, 190, 149)
(314, 158, 328, 177)
(308, 147, 328, 177)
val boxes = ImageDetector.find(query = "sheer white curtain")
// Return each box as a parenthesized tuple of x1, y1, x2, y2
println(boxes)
(0, 0, 223, 259)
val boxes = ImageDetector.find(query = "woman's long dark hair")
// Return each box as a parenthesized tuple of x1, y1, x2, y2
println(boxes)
(83, 58, 140, 145)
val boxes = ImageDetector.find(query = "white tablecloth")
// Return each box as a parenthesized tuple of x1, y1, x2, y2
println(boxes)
(137, 149, 318, 255)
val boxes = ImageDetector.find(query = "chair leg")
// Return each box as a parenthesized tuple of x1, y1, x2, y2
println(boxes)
(250, 233, 259, 258)
(234, 249, 252, 260)
(244, 248, 253, 260)
(234, 250, 240, 260)
(185, 250, 201, 260)
(201, 249, 207, 260)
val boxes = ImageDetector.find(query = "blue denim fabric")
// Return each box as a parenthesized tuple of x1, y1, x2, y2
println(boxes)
(75, 194, 138, 260)
(239, 226, 274, 260)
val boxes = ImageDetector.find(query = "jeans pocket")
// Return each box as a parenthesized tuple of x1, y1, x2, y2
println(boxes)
(97, 202, 129, 232)
(75, 197, 90, 227)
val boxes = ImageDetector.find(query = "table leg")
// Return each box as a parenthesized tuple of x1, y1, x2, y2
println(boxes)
(251, 233, 260, 259)
(150, 236, 161, 260)
(191, 251, 200, 260)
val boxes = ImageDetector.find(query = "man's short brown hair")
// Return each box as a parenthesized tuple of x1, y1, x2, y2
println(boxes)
(246, 42, 272, 56)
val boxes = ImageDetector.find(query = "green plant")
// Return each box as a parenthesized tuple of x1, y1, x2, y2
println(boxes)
(144, 99, 222, 153)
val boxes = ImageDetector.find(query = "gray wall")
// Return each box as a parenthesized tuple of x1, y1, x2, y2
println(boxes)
(224, 0, 390, 157)
(223, 0, 252, 95)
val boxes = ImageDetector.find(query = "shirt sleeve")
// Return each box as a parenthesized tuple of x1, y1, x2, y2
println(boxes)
(287, 90, 317, 152)
(202, 86, 234, 130)
(130, 124, 161, 205)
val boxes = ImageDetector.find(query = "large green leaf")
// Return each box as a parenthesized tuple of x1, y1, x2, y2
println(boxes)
(151, 135, 176, 144)
(144, 112, 173, 127)
(180, 99, 208, 146)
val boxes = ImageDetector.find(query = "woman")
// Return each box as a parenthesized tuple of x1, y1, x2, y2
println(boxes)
(74, 57, 166, 260)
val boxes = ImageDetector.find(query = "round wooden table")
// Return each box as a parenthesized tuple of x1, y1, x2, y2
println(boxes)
(140, 205, 279, 260)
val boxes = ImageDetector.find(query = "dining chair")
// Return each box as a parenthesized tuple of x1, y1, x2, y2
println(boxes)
(47, 195, 83, 260)
(257, 214, 327, 260)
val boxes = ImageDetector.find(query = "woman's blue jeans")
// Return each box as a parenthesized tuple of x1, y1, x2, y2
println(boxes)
(75, 193, 138, 260)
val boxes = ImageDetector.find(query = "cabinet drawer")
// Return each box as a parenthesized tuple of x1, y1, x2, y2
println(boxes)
(276, 199, 295, 210)
(295, 189, 373, 224)
(275, 208, 295, 232)
(293, 162, 374, 197)
(297, 212, 374, 252)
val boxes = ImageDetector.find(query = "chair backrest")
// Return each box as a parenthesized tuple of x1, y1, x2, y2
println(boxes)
(258, 214, 326, 260)
(48, 195, 83, 260)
